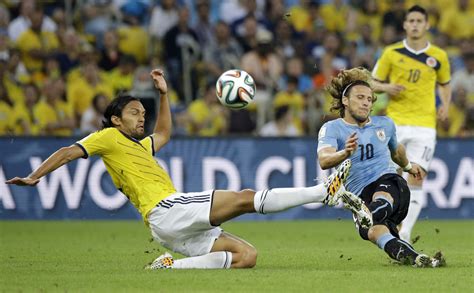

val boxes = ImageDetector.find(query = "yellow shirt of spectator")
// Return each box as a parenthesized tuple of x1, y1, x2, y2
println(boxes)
(320, 2, 348, 33)
(67, 77, 114, 115)
(372, 40, 451, 129)
(187, 100, 226, 136)
(0, 101, 15, 135)
(3, 77, 25, 105)
(439, 8, 474, 40)
(33, 99, 74, 136)
(106, 68, 134, 93)
(76, 127, 176, 223)
(12, 103, 40, 135)
(16, 28, 59, 72)
(117, 26, 149, 64)
(273, 90, 305, 132)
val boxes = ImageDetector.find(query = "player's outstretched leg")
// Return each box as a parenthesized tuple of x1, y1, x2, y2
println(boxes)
(145, 251, 233, 270)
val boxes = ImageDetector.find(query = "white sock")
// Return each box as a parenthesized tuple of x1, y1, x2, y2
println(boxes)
(400, 187, 423, 243)
(172, 251, 232, 269)
(254, 184, 327, 214)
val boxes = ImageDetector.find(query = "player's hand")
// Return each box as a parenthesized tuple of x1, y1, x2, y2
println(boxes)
(344, 132, 358, 157)
(384, 84, 405, 96)
(437, 104, 449, 122)
(5, 176, 40, 186)
(150, 69, 168, 95)
(407, 163, 424, 180)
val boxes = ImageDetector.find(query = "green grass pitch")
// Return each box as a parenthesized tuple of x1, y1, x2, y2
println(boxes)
(1, 220, 472, 292)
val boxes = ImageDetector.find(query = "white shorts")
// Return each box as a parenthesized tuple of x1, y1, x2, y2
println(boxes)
(148, 190, 222, 257)
(395, 125, 436, 171)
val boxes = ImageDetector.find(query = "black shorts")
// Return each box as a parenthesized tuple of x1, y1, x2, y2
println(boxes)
(356, 173, 410, 240)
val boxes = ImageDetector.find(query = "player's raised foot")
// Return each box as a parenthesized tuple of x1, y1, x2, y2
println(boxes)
(323, 159, 351, 206)
(341, 191, 373, 229)
(144, 252, 174, 270)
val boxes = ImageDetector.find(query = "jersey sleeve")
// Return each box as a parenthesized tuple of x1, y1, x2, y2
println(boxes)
(317, 122, 339, 152)
(437, 50, 451, 85)
(140, 135, 155, 156)
(386, 117, 398, 152)
(372, 49, 391, 81)
(75, 128, 115, 158)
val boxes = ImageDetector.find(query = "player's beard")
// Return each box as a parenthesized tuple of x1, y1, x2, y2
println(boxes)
(348, 107, 369, 124)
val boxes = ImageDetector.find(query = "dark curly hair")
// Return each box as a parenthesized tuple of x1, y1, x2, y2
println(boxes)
(326, 67, 377, 118)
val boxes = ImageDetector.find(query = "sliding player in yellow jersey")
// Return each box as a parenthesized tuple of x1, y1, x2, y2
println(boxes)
(6, 69, 371, 269)
(372, 5, 452, 243)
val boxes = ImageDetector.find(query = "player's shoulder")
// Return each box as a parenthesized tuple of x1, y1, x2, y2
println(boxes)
(371, 116, 395, 127)
(83, 127, 119, 140)
(382, 42, 404, 53)
(321, 118, 344, 129)
(427, 44, 449, 59)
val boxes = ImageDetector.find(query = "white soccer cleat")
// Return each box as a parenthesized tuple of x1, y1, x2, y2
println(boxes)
(414, 252, 446, 268)
(341, 191, 373, 229)
(324, 159, 351, 206)
(145, 252, 174, 270)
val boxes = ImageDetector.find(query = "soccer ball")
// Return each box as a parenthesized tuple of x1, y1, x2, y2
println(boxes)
(215, 69, 256, 109)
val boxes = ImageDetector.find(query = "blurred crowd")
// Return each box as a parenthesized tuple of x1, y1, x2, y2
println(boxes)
(0, 0, 473, 138)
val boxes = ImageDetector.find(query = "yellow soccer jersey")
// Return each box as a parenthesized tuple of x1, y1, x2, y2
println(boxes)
(373, 40, 451, 129)
(76, 128, 176, 222)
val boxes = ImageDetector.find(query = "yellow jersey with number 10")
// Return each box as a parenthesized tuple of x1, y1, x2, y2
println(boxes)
(76, 127, 176, 223)
(372, 40, 451, 129)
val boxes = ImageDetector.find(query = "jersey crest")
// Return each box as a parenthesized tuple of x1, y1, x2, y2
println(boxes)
(376, 129, 386, 141)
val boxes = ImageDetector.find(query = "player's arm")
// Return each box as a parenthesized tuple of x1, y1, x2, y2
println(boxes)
(437, 82, 452, 122)
(318, 133, 358, 170)
(390, 143, 423, 179)
(371, 79, 406, 96)
(5, 145, 85, 186)
(149, 69, 172, 153)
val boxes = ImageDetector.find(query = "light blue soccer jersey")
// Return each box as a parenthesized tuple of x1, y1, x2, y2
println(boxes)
(317, 116, 398, 196)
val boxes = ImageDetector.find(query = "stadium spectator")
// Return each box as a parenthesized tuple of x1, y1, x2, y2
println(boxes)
(438, 86, 470, 137)
(203, 21, 243, 82)
(117, 8, 149, 65)
(80, 93, 109, 134)
(54, 29, 82, 75)
(34, 78, 75, 136)
(194, 0, 215, 48)
(98, 29, 122, 71)
(16, 8, 59, 73)
(320, 0, 349, 33)
(0, 68, 15, 135)
(451, 52, 474, 100)
(67, 61, 113, 119)
(273, 75, 305, 133)
(372, 5, 452, 243)
(234, 14, 261, 53)
(438, 0, 474, 41)
(273, 19, 301, 59)
(81, 0, 114, 48)
(382, 0, 406, 37)
(14, 83, 40, 135)
(186, 82, 228, 136)
(259, 105, 299, 136)
(148, 0, 179, 40)
(242, 29, 283, 129)
(279, 56, 314, 95)
(106, 54, 137, 94)
(0, 5, 9, 31)
(286, 0, 324, 34)
(8, 0, 56, 42)
(162, 6, 200, 102)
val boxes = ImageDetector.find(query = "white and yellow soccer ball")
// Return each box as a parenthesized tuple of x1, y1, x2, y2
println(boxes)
(215, 69, 256, 109)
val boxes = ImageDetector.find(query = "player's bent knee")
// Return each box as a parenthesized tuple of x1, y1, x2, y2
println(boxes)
(240, 247, 258, 268)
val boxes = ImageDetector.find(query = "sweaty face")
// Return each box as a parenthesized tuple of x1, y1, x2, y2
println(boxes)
(345, 85, 373, 123)
(118, 100, 146, 139)
(404, 12, 429, 40)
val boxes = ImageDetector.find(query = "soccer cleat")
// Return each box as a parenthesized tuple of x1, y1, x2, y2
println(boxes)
(324, 159, 351, 206)
(341, 191, 373, 229)
(414, 254, 431, 267)
(413, 252, 446, 268)
(145, 252, 174, 270)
